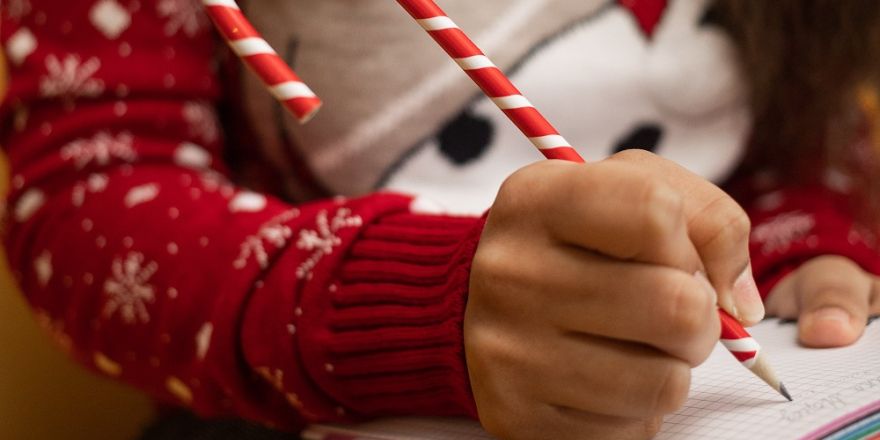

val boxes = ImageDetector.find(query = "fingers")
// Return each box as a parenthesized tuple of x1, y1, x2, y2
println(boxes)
(467, 326, 671, 439)
(479, 241, 719, 364)
(796, 256, 875, 347)
(496, 160, 701, 272)
(529, 333, 692, 419)
(605, 150, 764, 326)
(768, 256, 875, 347)
(481, 401, 660, 440)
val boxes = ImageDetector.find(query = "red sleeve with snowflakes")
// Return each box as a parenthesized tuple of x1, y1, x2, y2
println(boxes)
(734, 172, 880, 300)
(0, 0, 481, 430)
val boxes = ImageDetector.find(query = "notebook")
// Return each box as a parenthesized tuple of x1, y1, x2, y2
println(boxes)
(302, 318, 880, 440)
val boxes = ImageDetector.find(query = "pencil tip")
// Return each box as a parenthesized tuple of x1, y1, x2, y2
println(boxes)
(779, 383, 793, 401)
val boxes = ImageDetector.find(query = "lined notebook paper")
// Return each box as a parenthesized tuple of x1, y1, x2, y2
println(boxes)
(302, 319, 880, 440)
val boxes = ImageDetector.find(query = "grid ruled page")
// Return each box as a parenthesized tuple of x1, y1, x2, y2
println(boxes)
(303, 320, 880, 440)
(302, 417, 494, 440)
(657, 319, 880, 440)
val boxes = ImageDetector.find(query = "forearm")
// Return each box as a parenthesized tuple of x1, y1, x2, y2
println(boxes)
(2, 0, 483, 429)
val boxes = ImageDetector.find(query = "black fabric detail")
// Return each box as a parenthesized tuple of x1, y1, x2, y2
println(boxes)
(699, 1, 725, 28)
(437, 110, 494, 165)
(613, 123, 664, 153)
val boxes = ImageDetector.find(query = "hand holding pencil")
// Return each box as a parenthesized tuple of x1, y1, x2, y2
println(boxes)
(466, 155, 769, 439)
(394, 0, 790, 437)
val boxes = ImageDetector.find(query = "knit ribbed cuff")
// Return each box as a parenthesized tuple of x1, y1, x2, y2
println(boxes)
(240, 200, 486, 426)
(297, 211, 485, 420)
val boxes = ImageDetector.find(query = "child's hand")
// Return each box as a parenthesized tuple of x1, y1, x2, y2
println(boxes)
(765, 255, 880, 348)
(465, 150, 764, 440)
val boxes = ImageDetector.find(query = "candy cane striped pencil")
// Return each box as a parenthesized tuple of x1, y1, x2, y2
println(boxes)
(202, 0, 321, 123)
(719, 310, 790, 400)
(395, 0, 791, 401)
(395, 0, 582, 163)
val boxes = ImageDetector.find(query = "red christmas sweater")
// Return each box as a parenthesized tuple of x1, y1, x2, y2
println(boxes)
(1, 0, 878, 432)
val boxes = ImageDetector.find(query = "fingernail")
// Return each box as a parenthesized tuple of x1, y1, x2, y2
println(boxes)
(799, 306, 858, 347)
(808, 307, 852, 326)
(731, 264, 765, 324)
(694, 271, 718, 304)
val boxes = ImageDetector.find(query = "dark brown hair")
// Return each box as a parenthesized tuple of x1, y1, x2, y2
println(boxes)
(713, 0, 880, 178)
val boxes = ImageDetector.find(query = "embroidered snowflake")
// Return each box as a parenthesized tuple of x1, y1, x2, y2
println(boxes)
(34, 250, 52, 287)
(233, 209, 301, 269)
(751, 211, 816, 254)
(295, 208, 363, 279)
(848, 224, 878, 250)
(5, 0, 32, 20)
(183, 101, 220, 144)
(200, 171, 234, 197)
(61, 131, 136, 169)
(40, 54, 105, 99)
(157, 0, 209, 37)
(72, 173, 110, 207)
(103, 252, 158, 324)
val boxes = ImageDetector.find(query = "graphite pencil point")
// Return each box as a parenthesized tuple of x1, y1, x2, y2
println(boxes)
(779, 382, 793, 401)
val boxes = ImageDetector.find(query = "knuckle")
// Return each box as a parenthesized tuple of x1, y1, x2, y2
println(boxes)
(637, 181, 685, 243)
(496, 161, 559, 212)
(468, 323, 512, 361)
(494, 172, 528, 218)
(650, 362, 691, 415)
(796, 256, 871, 303)
(470, 246, 501, 292)
(470, 245, 522, 304)
(698, 196, 751, 250)
(660, 273, 713, 343)
(611, 148, 657, 164)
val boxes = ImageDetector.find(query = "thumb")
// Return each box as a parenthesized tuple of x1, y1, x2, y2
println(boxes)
(607, 150, 765, 325)
(790, 256, 874, 348)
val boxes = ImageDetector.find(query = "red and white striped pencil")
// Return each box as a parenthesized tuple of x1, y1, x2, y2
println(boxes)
(395, 0, 791, 401)
(396, 0, 583, 163)
(202, 0, 321, 123)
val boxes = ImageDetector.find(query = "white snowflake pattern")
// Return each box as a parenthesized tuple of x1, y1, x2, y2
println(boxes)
(233, 209, 300, 269)
(295, 208, 363, 279)
(103, 252, 158, 324)
(72, 173, 110, 207)
(183, 101, 220, 144)
(199, 171, 234, 197)
(40, 54, 105, 99)
(90, 0, 132, 40)
(61, 131, 136, 169)
(751, 211, 816, 254)
(34, 250, 52, 287)
(848, 224, 879, 250)
(5, 0, 32, 20)
(157, 0, 209, 37)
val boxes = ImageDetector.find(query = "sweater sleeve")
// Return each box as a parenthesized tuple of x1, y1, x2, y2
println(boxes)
(1, 0, 481, 430)
(732, 171, 880, 300)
